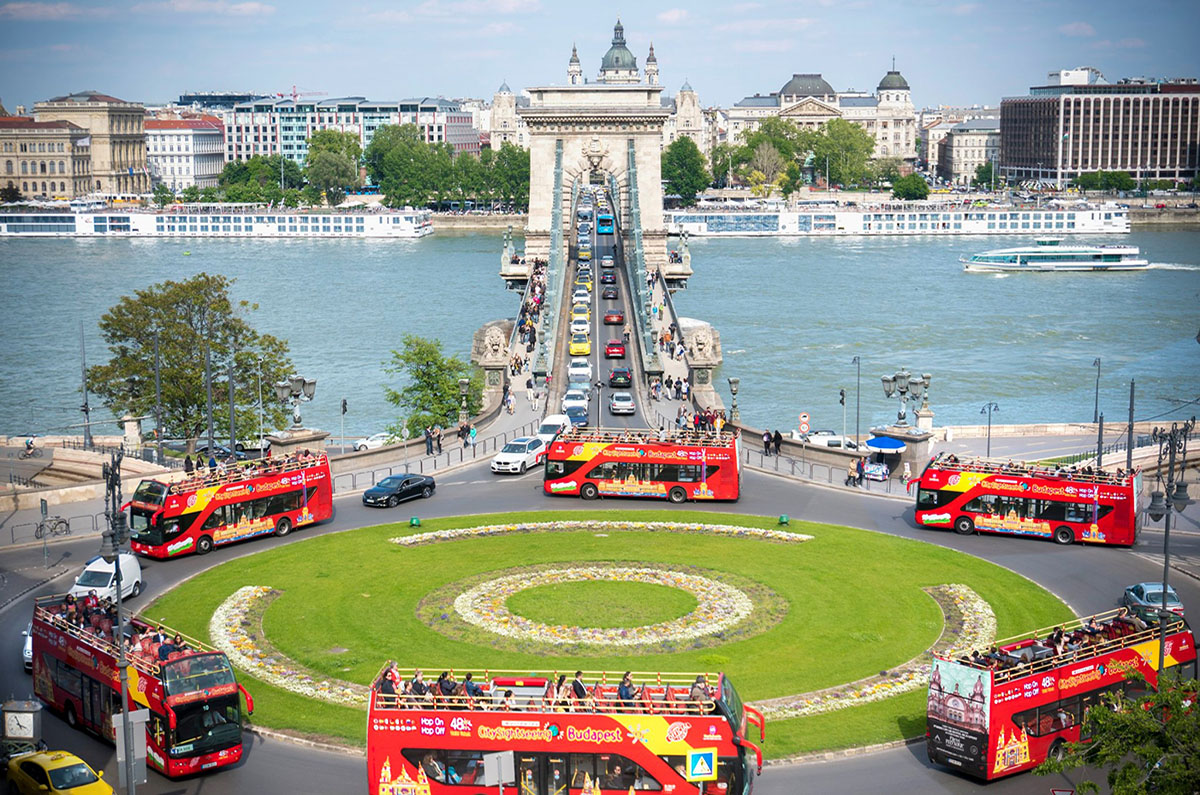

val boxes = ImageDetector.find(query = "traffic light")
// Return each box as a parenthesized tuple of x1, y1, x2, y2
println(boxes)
(341, 398, 348, 415)
(839, 389, 846, 406)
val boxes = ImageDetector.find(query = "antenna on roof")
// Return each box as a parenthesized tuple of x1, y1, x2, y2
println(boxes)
(892, 55, 896, 71)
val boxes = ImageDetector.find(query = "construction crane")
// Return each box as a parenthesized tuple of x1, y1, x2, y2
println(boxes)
(272, 85, 328, 102)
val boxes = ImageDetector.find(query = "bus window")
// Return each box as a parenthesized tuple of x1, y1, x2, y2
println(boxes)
(201, 505, 228, 532)
(589, 461, 619, 480)
(518, 754, 540, 795)
(444, 750, 485, 785)
(570, 754, 595, 788)
(715, 756, 744, 794)
(917, 488, 955, 509)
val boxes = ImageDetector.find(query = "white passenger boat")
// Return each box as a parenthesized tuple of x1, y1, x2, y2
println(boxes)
(960, 238, 1148, 272)
(0, 207, 434, 238)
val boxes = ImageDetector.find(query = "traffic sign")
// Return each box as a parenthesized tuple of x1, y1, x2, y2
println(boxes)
(799, 413, 810, 422)
(799, 422, 810, 434)
(685, 748, 717, 782)
(1050, 790, 1075, 795)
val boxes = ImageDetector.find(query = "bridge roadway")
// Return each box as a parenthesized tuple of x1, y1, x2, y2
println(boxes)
(2, 457, 1197, 794)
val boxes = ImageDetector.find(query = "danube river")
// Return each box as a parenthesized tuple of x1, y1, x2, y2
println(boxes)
(1, 227, 1197, 440)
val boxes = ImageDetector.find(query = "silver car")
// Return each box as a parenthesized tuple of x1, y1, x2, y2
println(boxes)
(609, 391, 636, 415)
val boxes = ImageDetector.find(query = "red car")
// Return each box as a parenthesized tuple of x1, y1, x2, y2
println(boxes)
(605, 339, 626, 358)
(604, 310, 624, 325)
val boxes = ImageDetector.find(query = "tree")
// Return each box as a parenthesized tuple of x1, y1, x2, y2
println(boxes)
(891, 173, 930, 200)
(741, 117, 805, 162)
(801, 118, 877, 187)
(301, 184, 323, 206)
(180, 185, 201, 203)
(0, 185, 23, 203)
(709, 142, 740, 188)
(750, 141, 786, 183)
(973, 161, 995, 188)
(306, 129, 362, 174)
(493, 142, 530, 209)
(383, 334, 483, 438)
(282, 188, 301, 208)
(875, 157, 904, 185)
(305, 149, 357, 204)
(1035, 673, 1200, 794)
(778, 161, 804, 198)
(220, 155, 303, 191)
(86, 273, 294, 451)
(747, 169, 770, 198)
(661, 137, 710, 206)
(152, 183, 175, 207)
(1100, 170, 1135, 191)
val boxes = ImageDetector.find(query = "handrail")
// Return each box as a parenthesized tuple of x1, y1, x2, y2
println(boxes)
(556, 427, 737, 447)
(166, 453, 328, 496)
(743, 704, 766, 743)
(929, 451, 1135, 486)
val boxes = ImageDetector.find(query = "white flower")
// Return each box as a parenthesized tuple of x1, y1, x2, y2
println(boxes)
(392, 520, 813, 548)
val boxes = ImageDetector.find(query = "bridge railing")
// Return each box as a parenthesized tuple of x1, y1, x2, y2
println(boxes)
(623, 140, 663, 382)
(534, 140, 566, 379)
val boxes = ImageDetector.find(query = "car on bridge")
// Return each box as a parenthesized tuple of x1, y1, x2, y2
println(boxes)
(569, 318, 589, 336)
(572, 288, 591, 304)
(1121, 582, 1184, 619)
(568, 358, 593, 381)
(572, 303, 590, 321)
(609, 391, 636, 415)
(569, 333, 591, 356)
(574, 274, 592, 291)
(490, 436, 547, 475)
(601, 286, 619, 300)
(578, 249, 592, 263)
(353, 432, 393, 451)
(605, 339, 626, 358)
(600, 256, 614, 268)
(600, 271, 616, 284)
(5, 750, 113, 795)
(564, 405, 590, 427)
(608, 367, 632, 387)
(536, 414, 571, 445)
(561, 389, 590, 413)
(604, 309, 624, 325)
(362, 474, 436, 507)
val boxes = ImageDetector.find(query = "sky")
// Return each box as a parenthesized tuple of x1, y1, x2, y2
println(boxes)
(1, 0, 1198, 113)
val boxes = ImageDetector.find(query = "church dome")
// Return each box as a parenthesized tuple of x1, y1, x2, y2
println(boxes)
(878, 70, 909, 90)
(600, 19, 638, 72)
(778, 73, 835, 97)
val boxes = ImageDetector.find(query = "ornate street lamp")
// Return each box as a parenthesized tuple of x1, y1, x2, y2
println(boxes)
(274, 374, 317, 429)
(727, 377, 740, 422)
(1144, 418, 1195, 676)
(981, 402, 1000, 457)
(881, 368, 929, 427)
(458, 378, 471, 425)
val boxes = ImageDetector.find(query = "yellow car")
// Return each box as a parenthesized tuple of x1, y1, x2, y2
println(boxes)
(569, 333, 591, 356)
(6, 751, 113, 795)
(578, 249, 592, 262)
(571, 303, 590, 322)
(574, 275, 592, 291)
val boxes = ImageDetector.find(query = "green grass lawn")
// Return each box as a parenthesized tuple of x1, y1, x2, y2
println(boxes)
(145, 508, 1072, 755)
(505, 581, 699, 628)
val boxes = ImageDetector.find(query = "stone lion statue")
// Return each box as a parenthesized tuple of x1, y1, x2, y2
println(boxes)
(484, 326, 505, 356)
(691, 328, 713, 357)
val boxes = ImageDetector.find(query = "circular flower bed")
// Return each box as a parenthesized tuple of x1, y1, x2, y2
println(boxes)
(452, 566, 754, 647)
(392, 520, 813, 547)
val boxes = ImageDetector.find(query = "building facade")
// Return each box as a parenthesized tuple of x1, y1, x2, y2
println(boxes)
(0, 116, 92, 198)
(937, 119, 1001, 185)
(727, 70, 917, 165)
(489, 82, 530, 149)
(225, 97, 479, 165)
(1001, 72, 1200, 186)
(661, 81, 707, 155)
(33, 91, 148, 195)
(145, 119, 225, 191)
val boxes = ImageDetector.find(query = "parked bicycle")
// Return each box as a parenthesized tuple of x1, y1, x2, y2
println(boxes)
(34, 516, 70, 539)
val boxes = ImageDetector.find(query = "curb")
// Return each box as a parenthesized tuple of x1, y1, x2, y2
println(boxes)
(1131, 551, 1200, 584)
(245, 725, 365, 758)
(767, 735, 924, 767)
(0, 566, 74, 616)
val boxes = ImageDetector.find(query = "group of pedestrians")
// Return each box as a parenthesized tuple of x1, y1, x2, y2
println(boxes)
(456, 422, 477, 450)
(761, 430, 783, 456)
(422, 426, 445, 455)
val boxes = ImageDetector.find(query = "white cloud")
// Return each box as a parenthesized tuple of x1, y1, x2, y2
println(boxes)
(733, 39, 793, 53)
(950, 3, 978, 15)
(414, 0, 538, 16)
(657, 8, 688, 24)
(0, 2, 111, 19)
(366, 8, 409, 22)
(716, 17, 815, 33)
(133, 0, 275, 15)
(1058, 21, 1095, 37)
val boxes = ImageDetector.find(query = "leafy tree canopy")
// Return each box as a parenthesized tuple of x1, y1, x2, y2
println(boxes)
(742, 117, 805, 162)
(305, 149, 358, 205)
(800, 118, 878, 187)
(891, 173, 930, 200)
(661, 136, 711, 206)
(383, 334, 483, 438)
(306, 129, 362, 169)
(152, 183, 174, 207)
(219, 155, 303, 191)
(86, 273, 294, 450)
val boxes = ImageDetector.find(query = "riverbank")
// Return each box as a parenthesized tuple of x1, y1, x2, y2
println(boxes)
(432, 213, 525, 231)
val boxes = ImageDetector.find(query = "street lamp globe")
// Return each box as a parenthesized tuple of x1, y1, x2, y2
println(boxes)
(273, 381, 292, 403)
(727, 377, 739, 396)
(881, 374, 895, 398)
(1146, 490, 1167, 522)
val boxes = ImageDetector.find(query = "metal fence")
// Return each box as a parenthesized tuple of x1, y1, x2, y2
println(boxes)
(331, 419, 538, 494)
(742, 446, 911, 496)
(7, 511, 107, 545)
(1051, 431, 1200, 467)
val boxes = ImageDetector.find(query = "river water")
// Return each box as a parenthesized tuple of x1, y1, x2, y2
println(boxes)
(1, 227, 1197, 439)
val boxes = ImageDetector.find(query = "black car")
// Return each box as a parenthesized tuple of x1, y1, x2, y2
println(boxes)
(193, 443, 247, 461)
(601, 286, 619, 300)
(600, 271, 616, 284)
(609, 367, 632, 387)
(564, 405, 590, 427)
(362, 474, 436, 507)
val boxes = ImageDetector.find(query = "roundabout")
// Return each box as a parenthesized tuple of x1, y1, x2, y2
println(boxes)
(144, 510, 1073, 760)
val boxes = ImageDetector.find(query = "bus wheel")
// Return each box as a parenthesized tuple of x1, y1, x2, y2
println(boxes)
(65, 703, 77, 728)
(1053, 526, 1074, 545)
(580, 483, 599, 500)
(668, 487, 687, 504)
(1048, 738, 1066, 761)
(275, 517, 292, 537)
(197, 535, 213, 555)
(953, 516, 974, 535)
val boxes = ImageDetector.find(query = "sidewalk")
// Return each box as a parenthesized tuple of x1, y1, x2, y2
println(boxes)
(642, 273, 694, 432)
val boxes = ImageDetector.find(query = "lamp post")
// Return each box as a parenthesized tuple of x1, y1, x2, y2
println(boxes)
(153, 332, 163, 466)
(1144, 418, 1194, 677)
(274, 374, 317, 430)
(880, 368, 926, 427)
(594, 380, 605, 428)
(981, 402, 999, 457)
(1092, 357, 1101, 423)
(256, 357, 264, 449)
(204, 345, 214, 452)
(99, 450, 136, 795)
(851, 356, 860, 447)
(727, 377, 740, 422)
(457, 378, 471, 425)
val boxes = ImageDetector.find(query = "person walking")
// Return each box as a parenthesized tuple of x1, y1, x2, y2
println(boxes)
(434, 425, 443, 455)
(762, 430, 772, 456)
(526, 376, 535, 404)
(845, 459, 858, 487)
(622, 324, 631, 343)
(183, 455, 194, 475)
(772, 429, 783, 456)
(423, 426, 434, 456)
(469, 425, 477, 451)
(856, 457, 866, 486)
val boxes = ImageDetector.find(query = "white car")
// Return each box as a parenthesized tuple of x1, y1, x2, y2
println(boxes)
(491, 436, 547, 474)
(609, 391, 636, 415)
(69, 553, 142, 601)
(536, 414, 571, 445)
(568, 358, 593, 382)
(571, 288, 590, 304)
(561, 389, 590, 412)
(22, 621, 32, 671)
(353, 432, 393, 451)
(569, 317, 590, 336)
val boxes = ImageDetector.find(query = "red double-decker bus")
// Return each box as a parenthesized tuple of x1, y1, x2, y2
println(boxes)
(927, 609, 1195, 780)
(30, 594, 254, 777)
(367, 666, 764, 795)
(127, 453, 332, 558)
(544, 429, 741, 503)
(912, 453, 1141, 545)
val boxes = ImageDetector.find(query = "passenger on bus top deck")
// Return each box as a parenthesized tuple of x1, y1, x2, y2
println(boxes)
(410, 669, 430, 698)
(1084, 616, 1103, 636)
(464, 672, 484, 700)
(618, 672, 639, 707)
(690, 675, 709, 702)
(501, 689, 517, 710)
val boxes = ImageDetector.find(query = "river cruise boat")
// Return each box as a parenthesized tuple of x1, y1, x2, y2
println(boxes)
(0, 206, 434, 238)
(665, 203, 1130, 237)
(961, 239, 1147, 272)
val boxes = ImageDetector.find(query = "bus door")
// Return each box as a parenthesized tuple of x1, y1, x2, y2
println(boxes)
(517, 754, 567, 795)
(79, 675, 114, 735)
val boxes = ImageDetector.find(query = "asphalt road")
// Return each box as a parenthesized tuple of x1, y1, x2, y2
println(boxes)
(3, 455, 1198, 794)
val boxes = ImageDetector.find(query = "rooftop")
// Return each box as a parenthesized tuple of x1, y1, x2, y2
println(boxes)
(145, 119, 223, 131)
(42, 90, 133, 105)
(0, 116, 84, 131)
(779, 73, 835, 97)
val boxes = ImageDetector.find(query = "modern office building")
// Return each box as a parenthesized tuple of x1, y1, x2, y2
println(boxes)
(937, 119, 1001, 186)
(0, 116, 92, 198)
(1000, 70, 1200, 186)
(145, 118, 225, 191)
(33, 90, 149, 195)
(225, 97, 479, 165)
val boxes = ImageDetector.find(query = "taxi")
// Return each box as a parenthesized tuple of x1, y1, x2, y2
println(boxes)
(6, 751, 113, 795)
(569, 333, 591, 356)
(573, 274, 593, 291)
(571, 303, 590, 322)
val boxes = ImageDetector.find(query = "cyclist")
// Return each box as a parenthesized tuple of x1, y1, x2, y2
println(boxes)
(25, 437, 35, 456)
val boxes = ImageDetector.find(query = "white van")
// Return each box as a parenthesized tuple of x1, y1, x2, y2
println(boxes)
(69, 553, 143, 601)
(537, 414, 571, 445)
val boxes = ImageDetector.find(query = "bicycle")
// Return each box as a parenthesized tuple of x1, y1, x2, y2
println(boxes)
(18, 447, 44, 460)
(34, 516, 70, 540)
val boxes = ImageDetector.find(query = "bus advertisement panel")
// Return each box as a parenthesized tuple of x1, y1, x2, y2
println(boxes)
(544, 429, 740, 503)
(367, 666, 764, 795)
(31, 594, 253, 778)
(913, 453, 1139, 546)
(128, 454, 332, 558)
(927, 610, 1195, 781)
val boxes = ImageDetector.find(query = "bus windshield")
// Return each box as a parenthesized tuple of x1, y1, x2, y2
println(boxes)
(163, 653, 236, 695)
(132, 480, 168, 506)
(720, 675, 745, 736)
(171, 693, 241, 758)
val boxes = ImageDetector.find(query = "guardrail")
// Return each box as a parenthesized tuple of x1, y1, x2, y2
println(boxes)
(1052, 431, 1200, 467)
(742, 446, 910, 496)
(623, 141, 663, 381)
(533, 139, 566, 379)
(7, 511, 107, 545)
(330, 419, 538, 494)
